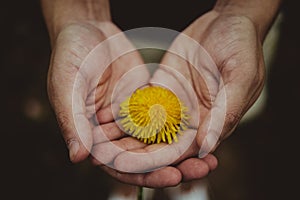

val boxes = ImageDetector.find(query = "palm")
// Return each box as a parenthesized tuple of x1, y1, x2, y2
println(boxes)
(189, 12, 265, 143)
(48, 21, 150, 161)
(91, 11, 265, 187)
(154, 11, 265, 154)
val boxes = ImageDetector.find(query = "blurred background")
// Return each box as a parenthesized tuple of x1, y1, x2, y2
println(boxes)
(1, 0, 299, 199)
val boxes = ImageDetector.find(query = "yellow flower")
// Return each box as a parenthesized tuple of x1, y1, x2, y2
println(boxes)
(119, 86, 189, 144)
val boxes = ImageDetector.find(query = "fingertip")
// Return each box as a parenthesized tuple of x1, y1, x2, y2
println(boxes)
(164, 167, 183, 187)
(91, 142, 123, 165)
(65, 113, 94, 163)
(69, 151, 89, 163)
(93, 123, 126, 144)
(69, 142, 90, 163)
(177, 158, 210, 182)
(145, 167, 182, 188)
(68, 140, 79, 162)
(197, 137, 210, 159)
(203, 154, 218, 171)
(96, 105, 114, 123)
(195, 123, 209, 152)
(196, 135, 205, 153)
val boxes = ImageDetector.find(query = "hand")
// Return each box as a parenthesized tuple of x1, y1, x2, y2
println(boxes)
(91, 10, 265, 185)
(154, 10, 266, 151)
(44, 0, 281, 189)
(48, 21, 150, 163)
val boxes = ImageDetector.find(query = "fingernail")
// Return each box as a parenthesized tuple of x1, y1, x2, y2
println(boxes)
(198, 139, 209, 158)
(68, 140, 79, 162)
(198, 150, 208, 158)
(198, 132, 218, 158)
(206, 133, 218, 151)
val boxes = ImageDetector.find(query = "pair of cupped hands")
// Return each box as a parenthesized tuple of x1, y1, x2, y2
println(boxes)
(48, 10, 265, 188)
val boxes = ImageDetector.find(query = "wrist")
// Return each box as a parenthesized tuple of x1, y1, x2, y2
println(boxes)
(213, 0, 282, 41)
(41, 0, 111, 44)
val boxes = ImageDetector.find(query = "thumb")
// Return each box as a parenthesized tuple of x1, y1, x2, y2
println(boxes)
(49, 75, 93, 163)
(47, 24, 107, 163)
(197, 82, 251, 157)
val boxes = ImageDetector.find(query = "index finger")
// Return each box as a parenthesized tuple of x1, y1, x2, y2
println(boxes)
(113, 129, 198, 173)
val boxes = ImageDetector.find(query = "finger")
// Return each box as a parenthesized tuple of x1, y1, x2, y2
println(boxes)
(96, 103, 121, 124)
(177, 154, 218, 182)
(196, 84, 227, 157)
(50, 72, 93, 163)
(91, 137, 147, 165)
(176, 158, 209, 182)
(95, 66, 151, 124)
(92, 122, 126, 144)
(49, 27, 109, 163)
(100, 165, 182, 188)
(53, 76, 92, 163)
(197, 79, 260, 156)
(113, 130, 197, 173)
(99, 64, 151, 123)
(202, 154, 218, 171)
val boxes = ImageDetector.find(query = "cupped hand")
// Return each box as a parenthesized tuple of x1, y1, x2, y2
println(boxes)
(91, 10, 265, 186)
(154, 10, 265, 152)
(48, 21, 150, 163)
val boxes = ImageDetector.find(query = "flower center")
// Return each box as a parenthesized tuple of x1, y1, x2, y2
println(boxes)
(119, 86, 188, 144)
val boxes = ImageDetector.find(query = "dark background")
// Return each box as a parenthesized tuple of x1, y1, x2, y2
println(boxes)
(1, 0, 299, 199)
